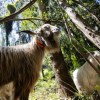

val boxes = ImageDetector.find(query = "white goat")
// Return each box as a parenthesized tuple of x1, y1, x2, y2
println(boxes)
(73, 51, 100, 95)
(0, 24, 60, 100)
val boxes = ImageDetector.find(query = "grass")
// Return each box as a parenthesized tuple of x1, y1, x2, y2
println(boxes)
(29, 78, 59, 100)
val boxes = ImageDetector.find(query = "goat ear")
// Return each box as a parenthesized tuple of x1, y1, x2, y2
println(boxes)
(17, 28, 42, 35)
(17, 30, 36, 35)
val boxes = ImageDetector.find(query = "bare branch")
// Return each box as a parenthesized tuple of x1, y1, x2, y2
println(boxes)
(13, 18, 63, 23)
(0, 0, 37, 24)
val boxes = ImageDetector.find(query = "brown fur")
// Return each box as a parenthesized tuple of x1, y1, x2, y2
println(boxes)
(0, 24, 59, 100)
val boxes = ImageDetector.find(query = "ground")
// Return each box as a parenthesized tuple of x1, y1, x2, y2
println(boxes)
(29, 78, 59, 100)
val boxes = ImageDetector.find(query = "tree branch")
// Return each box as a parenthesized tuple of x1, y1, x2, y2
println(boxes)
(0, 0, 37, 24)
(12, 18, 63, 24)
(59, 0, 100, 49)
(72, 0, 100, 24)
(66, 25, 100, 75)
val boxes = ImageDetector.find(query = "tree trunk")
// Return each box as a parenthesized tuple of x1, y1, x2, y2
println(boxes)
(6, 33, 9, 46)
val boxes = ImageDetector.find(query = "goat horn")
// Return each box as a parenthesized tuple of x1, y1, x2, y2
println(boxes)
(17, 30, 35, 35)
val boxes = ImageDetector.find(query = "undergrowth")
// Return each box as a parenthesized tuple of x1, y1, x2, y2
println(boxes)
(29, 79, 59, 100)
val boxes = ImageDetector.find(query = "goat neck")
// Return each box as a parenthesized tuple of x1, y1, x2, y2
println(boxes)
(36, 36, 45, 49)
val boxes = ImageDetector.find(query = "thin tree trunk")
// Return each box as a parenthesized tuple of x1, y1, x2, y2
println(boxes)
(6, 33, 9, 46)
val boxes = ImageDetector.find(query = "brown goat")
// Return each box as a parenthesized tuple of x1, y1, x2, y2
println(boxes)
(0, 24, 60, 100)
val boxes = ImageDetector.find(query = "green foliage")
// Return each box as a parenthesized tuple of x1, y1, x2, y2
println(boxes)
(21, 4, 41, 30)
(43, 69, 54, 79)
(6, 4, 16, 14)
(29, 79, 59, 100)
(48, 0, 63, 21)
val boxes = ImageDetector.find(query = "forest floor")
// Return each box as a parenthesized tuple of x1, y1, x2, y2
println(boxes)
(29, 78, 59, 100)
